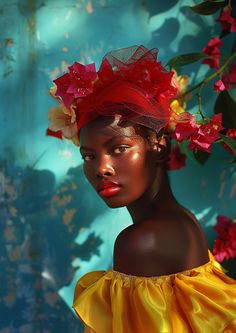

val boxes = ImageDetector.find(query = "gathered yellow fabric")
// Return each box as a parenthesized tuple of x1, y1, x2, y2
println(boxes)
(73, 251, 236, 333)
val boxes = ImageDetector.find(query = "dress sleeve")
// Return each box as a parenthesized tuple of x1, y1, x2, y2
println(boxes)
(84, 324, 97, 333)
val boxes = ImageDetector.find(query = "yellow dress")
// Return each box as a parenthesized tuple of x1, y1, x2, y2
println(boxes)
(73, 251, 236, 333)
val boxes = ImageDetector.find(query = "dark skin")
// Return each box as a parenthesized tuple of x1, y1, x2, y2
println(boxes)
(79, 115, 209, 277)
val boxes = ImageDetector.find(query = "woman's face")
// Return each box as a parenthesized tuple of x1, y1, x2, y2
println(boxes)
(79, 116, 158, 208)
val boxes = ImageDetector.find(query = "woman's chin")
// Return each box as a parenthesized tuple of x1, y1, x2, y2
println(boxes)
(99, 194, 128, 208)
(102, 199, 126, 208)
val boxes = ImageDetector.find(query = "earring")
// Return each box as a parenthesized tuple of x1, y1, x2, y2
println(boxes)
(155, 145, 167, 163)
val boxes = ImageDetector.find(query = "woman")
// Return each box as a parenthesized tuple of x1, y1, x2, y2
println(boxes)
(48, 46, 236, 332)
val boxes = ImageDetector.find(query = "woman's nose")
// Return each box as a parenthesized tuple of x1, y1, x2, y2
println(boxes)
(96, 155, 115, 178)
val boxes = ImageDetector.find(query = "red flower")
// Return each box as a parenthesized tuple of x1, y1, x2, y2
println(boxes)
(214, 62, 236, 91)
(216, 7, 236, 33)
(213, 215, 236, 262)
(188, 114, 223, 153)
(214, 80, 227, 92)
(54, 63, 97, 107)
(67, 62, 97, 97)
(46, 128, 63, 140)
(53, 73, 74, 107)
(167, 145, 186, 170)
(173, 113, 198, 142)
(202, 37, 224, 69)
(222, 128, 236, 154)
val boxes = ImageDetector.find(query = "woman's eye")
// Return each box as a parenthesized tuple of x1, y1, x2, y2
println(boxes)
(81, 154, 94, 161)
(113, 146, 129, 154)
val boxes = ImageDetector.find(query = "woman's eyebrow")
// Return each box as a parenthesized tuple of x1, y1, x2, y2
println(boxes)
(80, 134, 138, 152)
(79, 146, 94, 152)
(104, 134, 136, 146)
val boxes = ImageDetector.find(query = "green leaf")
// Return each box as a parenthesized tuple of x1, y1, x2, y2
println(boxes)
(230, 157, 236, 164)
(193, 150, 210, 165)
(167, 53, 206, 70)
(220, 28, 230, 39)
(179, 141, 197, 164)
(190, 1, 226, 15)
(214, 91, 236, 128)
(219, 134, 236, 156)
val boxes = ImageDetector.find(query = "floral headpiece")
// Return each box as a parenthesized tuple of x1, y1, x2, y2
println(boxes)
(47, 45, 223, 156)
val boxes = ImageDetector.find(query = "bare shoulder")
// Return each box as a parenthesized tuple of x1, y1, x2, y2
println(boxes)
(156, 209, 210, 270)
(113, 208, 209, 276)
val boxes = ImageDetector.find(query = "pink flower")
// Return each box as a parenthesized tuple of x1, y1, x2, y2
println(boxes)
(213, 215, 236, 262)
(214, 215, 232, 234)
(189, 114, 223, 153)
(214, 79, 227, 91)
(214, 62, 236, 91)
(167, 145, 186, 170)
(202, 37, 224, 69)
(54, 63, 97, 107)
(216, 7, 236, 33)
(172, 113, 198, 141)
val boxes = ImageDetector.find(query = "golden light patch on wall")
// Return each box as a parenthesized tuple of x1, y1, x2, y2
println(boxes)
(4, 226, 17, 242)
(44, 292, 59, 307)
(63, 208, 77, 225)
(52, 194, 72, 206)
(9, 206, 17, 217)
(8, 246, 21, 262)
(4, 292, 16, 306)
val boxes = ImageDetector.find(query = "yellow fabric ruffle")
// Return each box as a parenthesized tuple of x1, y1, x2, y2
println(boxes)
(73, 251, 236, 333)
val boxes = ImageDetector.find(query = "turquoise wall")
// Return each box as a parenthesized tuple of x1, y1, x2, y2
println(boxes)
(1, 0, 235, 332)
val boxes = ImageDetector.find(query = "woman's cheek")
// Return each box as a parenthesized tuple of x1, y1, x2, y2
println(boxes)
(130, 151, 142, 163)
(83, 164, 94, 183)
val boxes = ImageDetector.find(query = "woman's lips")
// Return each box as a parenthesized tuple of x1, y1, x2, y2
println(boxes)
(99, 186, 121, 198)
(97, 181, 121, 198)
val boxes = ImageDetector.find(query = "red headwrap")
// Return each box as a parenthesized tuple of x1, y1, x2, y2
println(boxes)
(47, 45, 178, 144)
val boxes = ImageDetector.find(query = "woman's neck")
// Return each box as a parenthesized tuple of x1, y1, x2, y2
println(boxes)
(126, 168, 177, 224)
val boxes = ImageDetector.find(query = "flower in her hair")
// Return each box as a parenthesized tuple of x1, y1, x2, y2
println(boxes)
(169, 72, 191, 131)
(202, 37, 224, 69)
(47, 45, 224, 159)
(48, 103, 78, 139)
(170, 100, 185, 115)
(214, 62, 236, 91)
(213, 215, 236, 262)
(188, 114, 223, 153)
(216, 6, 236, 33)
(46, 128, 63, 140)
(54, 63, 97, 107)
(171, 71, 189, 96)
(49, 85, 58, 100)
(167, 145, 186, 170)
(170, 72, 189, 115)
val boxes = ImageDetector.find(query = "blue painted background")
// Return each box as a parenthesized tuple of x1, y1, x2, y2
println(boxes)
(1, 0, 236, 332)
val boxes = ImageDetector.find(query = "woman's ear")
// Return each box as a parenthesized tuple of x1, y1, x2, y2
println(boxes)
(150, 134, 170, 164)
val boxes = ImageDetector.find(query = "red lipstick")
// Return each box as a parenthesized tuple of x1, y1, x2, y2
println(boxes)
(97, 181, 121, 198)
